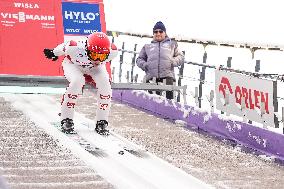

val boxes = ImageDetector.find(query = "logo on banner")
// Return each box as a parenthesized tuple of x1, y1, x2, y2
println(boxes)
(0, 2, 55, 28)
(62, 2, 101, 35)
(215, 69, 277, 127)
(64, 12, 99, 23)
(218, 76, 269, 113)
(13, 2, 40, 9)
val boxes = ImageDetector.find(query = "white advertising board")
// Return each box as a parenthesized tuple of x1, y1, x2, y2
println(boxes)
(215, 69, 278, 127)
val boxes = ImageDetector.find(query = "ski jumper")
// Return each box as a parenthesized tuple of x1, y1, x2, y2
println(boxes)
(53, 38, 118, 123)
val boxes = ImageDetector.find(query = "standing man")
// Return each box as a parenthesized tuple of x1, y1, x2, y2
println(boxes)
(44, 32, 118, 135)
(136, 21, 184, 99)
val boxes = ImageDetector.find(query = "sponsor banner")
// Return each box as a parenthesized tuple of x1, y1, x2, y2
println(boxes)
(62, 2, 101, 35)
(0, 0, 64, 76)
(215, 69, 278, 127)
(0, 1, 56, 29)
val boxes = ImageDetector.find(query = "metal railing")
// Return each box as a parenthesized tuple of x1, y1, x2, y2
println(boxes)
(108, 32, 284, 133)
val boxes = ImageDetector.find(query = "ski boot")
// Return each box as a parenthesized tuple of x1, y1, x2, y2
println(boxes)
(95, 120, 109, 136)
(61, 118, 75, 134)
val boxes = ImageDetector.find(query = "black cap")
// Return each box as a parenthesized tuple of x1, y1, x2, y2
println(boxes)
(153, 21, 166, 32)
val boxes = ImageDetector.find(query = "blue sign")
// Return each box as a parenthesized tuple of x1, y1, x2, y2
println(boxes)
(62, 2, 101, 35)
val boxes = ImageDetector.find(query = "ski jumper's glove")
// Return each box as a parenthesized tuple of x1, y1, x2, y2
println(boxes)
(43, 48, 58, 61)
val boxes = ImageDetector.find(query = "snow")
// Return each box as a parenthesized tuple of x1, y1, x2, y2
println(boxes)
(0, 92, 213, 189)
(174, 120, 187, 127)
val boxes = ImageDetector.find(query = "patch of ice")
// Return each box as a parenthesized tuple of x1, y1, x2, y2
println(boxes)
(258, 155, 275, 162)
(191, 109, 198, 116)
(182, 108, 191, 118)
(174, 120, 187, 127)
(248, 132, 268, 148)
(217, 114, 232, 121)
(226, 122, 242, 133)
(233, 145, 243, 152)
(203, 113, 212, 123)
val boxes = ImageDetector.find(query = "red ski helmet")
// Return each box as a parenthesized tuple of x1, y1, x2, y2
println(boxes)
(87, 32, 111, 54)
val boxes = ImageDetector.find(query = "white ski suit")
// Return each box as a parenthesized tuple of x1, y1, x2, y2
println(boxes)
(53, 38, 118, 122)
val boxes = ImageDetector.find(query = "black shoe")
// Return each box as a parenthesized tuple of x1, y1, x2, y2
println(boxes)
(95, 120, 109, 136)
(61, 118, 75, 134)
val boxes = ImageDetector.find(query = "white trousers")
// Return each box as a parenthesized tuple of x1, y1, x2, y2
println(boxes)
(61, 61, 112, 122)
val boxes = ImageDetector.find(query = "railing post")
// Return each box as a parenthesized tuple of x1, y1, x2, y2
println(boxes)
(162, 79, 167, 97)
(182, 86, 187, 105)
(210, 90, 214, 113)
(152, 77, 157, 95)
(221, 56, 232, 115)
(273, 80, 279, 128)
(112, 67, 115, 82)
(173, 81, 177, 100)
(177, 51, 185, 102)
(131, 44, 138, 83)
(119, 42, 125, 83)
(195, 87, 199, 107)
(134, 74, 138, 83)
(198, 51, 207, 108)
(126, 71, 130, 83)
(111, 36, 115, 43)
(255, 59, 260, 72)
(227, 57, 232, 68)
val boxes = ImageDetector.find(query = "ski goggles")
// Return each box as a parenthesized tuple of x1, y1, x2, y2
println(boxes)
(153, 30, 164, 34)
(88, 51, 109, 62)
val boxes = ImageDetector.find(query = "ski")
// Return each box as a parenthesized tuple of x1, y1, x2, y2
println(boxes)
(109, 131, 148, 158)
(50, 122, 108, 158)
(81, 122, 148, 158)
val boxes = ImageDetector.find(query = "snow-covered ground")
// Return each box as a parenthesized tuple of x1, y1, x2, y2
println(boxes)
(0, 90, 212, 189)
(2, 89, 284, 189)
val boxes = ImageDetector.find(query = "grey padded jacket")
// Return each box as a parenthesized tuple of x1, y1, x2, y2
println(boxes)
(136, 37, 184, 81)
